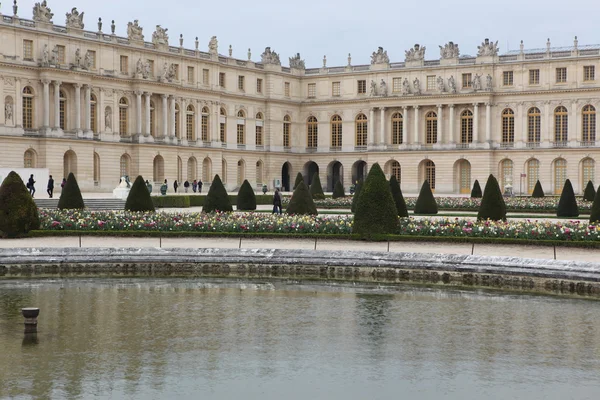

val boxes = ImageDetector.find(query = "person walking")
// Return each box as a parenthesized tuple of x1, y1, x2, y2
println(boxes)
(61, 177, 67, 189)
(173, 180, 179, 193)
(47, 175, 54, 198)
(192, 180, 198, 193)
(27, 174, 36, 197)
(272, 188, 282, 214)
(184, 180, 190, 193)
(198, 180, 203, 193)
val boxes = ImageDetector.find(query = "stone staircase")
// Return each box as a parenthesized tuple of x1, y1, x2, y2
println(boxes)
(35, 198, 126, 210)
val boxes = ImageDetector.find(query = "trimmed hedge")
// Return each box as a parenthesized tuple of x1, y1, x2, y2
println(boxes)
(414, 180, 438, 215)
(583, 180, 596, 202)
(590, 185, 600, 223)
(557, 179, 579, 217)
(58, 172, 85, 209)
(470, 180, 482, 198)
(310, 173, 325, 200)
(389, 175, 408, 218)
(332, 181, 345, 199)
(152, 194, 273, 208)
(203, 174, 233, 213)
(236, 180, 257, 211)
(0, 171, 40, 238)
(152, 196, 190, 208)
(125, 175, 155, 212)
(477, 174, 506, 221)
(532, 180, 545, 198)
(351, 180, 363, 213)
(286, 181, 317, 215)
(293, 172, 304, 190)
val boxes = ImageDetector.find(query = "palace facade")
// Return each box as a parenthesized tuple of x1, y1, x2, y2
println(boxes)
(1, 1, 599, 194)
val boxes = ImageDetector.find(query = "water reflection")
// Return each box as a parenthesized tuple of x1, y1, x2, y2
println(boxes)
(0, 279, 599, 399)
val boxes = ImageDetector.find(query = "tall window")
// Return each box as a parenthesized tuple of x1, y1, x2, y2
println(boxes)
(357, 80, 366, 94)
(255, 113, 263, 146)
(220, 107, 226, 142)
(90, 94, 97, 132)
(355, 114, 367, 146)
(502, 108, 515, 144)
(583, 158, 595, 189)
(120, 154, 130, 177)
(556, 67, 567, 83)
(426, 111, 437, 144)
(236, 110, 245, 144)
(22, 87, 34, 129)
(584, 66, 595, 82)
(120, 55, 128, 74)
(425, 160, 436, 190)
(23, 39, 33, 61)
(24, 149, 35, 168)
(392, 112, 403, 144)
(186, 105, 195, 141)
(458, 160, 471, 194)
(308, 83, 316, 98)
(307, 116, 318, 148)
(527, 159, 540, 194)
(529, 69, 540, 85)
(582, 105, 596, 142)
(201, 106, 209, 141)
(174, 104, 180, 138)
(554, 106, 568, 142)
(462, 73, 472, 88)
(187, 157, 197, 181)
(502, 71, 514, 86)
(149, 101, 155, 136)
(257, 78, 263, 94)
(554, 159, 567, 194)
(331, 115, 342, 147)
(426, 76, 436, 91)
(284, 82, 290, 97)
(460, 110, 473, 143)
(119, 97, 128, 136)
(500, 159, 513, 191)
(59, 90, 67, 130)
(256, 161, 264, 184)
(390, 160, 401, 183)
(219, 72, 226, 87)
(238, 75, 245, 91)
(332, 82, 341, 97)
(528, 107, 541, 143)
(392, 78, 402, 93)
(187, 66, 194, 83)
(283, 115, 291, 148)
(56, 45, 66, 64)
(202, 69, 209, 85)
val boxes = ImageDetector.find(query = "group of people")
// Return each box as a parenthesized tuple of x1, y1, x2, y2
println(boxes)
(163, 179, 204, 194)
(25, 175, 67, 198)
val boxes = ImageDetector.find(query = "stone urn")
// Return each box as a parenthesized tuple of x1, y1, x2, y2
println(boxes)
(21, 308, 39, 319)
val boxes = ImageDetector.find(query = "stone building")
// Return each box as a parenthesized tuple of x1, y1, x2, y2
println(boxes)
(0, 2, 599, 194)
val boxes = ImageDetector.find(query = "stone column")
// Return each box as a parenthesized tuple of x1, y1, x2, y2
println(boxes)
(448, 104, 455, 144)
(84, 85, 91, 132)
(379, 107, 385, 145)
(516, 102, 524, 145)
(402, 106, 408, 145)
(55, 81, 63, 130)
(473, 103, 479, 143)
(161, 94, 168, 138)
(73, 83, 81, 133)
(485, 102, 492, 143)
(0, 77, 5, 126)
(369, 107, 375, 145)
(135, 90, 142, 135)
(169, 95, 176, 138)
(98, 88, 105, 134)
(437, 104, 443, 144)
(213, 103, 220, 143)
(413, 106, 420, 144)
(144, 92, 151, 136)
(42, 79, 50, 129)
(543, 101, 551, 144)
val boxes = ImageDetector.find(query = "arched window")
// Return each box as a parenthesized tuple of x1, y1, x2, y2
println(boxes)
(90, 94, 97, 133)
(307, 116, 318, 148)
(93, 152, 100, 185)
(458, 160, 471, 194)
(331, 115, 342, 148)
(425, 160, 436, 190)
(500, 159, 513, 191)
(255, 112, 264, 146)
(460, 110, 473, 144)
(256, 160, 264, 184)
(220, 107, 227, 143)
(554, 158, 567, 194)
(175, 104, 181, 139)
(391, 112, 403, 145)
(236, 110, 246, 145)
(149, 101, 155, 137)
(202, 157, 212, 182)
(120, 154, 130, 177)
(527, 159, 540, 194)
(502, 108, 515, 144)
(119, 97, 128, 136)
(187, 157, 197, 181)
(528, 107, 541, 144)
(554, 106, 568, 143)
(582, 105, 596, 143)
(153, 155, 164, 183)
(283, 115, 291, 148)
(355, 114, 367, 146)
(23, 149, 36, 168)
(22, 87, 34, 129)
(237, 159, 245, 185)
(390, 160, 401, 183)
(426, 111, 437, 144)
(201, 106, 209, 142)
(59, 90, 67, 130)
(63, 150, 77, 179)
(582, 158, 595, 189)
(186, 104, 195, 141)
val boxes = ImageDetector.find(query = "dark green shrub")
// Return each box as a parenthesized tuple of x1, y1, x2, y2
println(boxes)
(0, 171, 40, 238)
(152, 196, 191, 208)
(352, 163, 398, 237)
(286, 181, 317, 215)
(470, 180, 482, 198)
(351, 181, 363, 213)
(309, 173, 325, 200)
(583, 180, 596, 202)
(125, 175, 155, 212)
(590, 186, 600, 223)
(414, 180, 438, 215)
(236, 179, 257, 211)
(332, 181, 345, 199)
(531, 180, 545, 198)
(203, 174, 233, 213)
(57, 172, 85, 210)
(389, 175, 408, 218)
(477, 174, 506, 221)
(293, 172, 304, 190)
(557, 179, 579, 217)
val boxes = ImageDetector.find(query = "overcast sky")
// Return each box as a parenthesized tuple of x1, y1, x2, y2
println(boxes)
(11, 0, 599, 67)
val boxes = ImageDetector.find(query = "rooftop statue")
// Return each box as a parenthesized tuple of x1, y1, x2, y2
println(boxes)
(152, 25, 169, 46)
(65, 7, 84, 29)
(405, 44, 426, 62)
(439, 41, 460, 59)
(32, 0, 53, 23)
(477, 38, 499, 56)
(289, 53, 305, 69)
(261, 47, 281, 65)
(127, 20, 144, 41)
(370, 46, 389, 64)
(208, 36, 218, 54)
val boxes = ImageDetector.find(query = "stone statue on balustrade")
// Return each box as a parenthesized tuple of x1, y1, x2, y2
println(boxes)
(436, 76, 445, 92)
(208, 36, 218, 55)
(261, 47, 281, 65)
(82, 51, 92, 70)
(51, 45, 59, 65)
(401, 78, 410, 95)
(289, 53, 305, 69)
(65, 7, 84, 29)
(485, 74, 493, 91)
(379, 79, 388, 97)
(74, 48, 81, 67)
(477, 38, 499, 56)
(370, 80, 377, 96)
(127, 20, 144, 41)
(105, 108, 112, 130)
(152, 25, 169, 46)
(136, 58, 144, 76)
(448, 75, 457, 93)
(41, 44, 50, 66)
(5, 103, 13, 123)
(33, 1, 53, 23)
(439, 41, 460, 59)
(413, 78, 422, 95)
(405, 44, 426, 62)
(472, 74, 482, 91)
(371, 47, 389, 64)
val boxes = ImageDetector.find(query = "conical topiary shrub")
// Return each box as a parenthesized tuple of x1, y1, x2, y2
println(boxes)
(286, 181, 317, 215)
(0, 171, 40, 238)
(557, 179, 579, 217)
(470, 180, 482, 198)
(353, 163, 398, 237)
(477, 174, 506, 221)
(58, 172, 85, 210)
(590, 186, 600, 223)
(414, 180, 438, 215)
(351, 180, 363, 213)
(389, 175, 408, 218)
(531, 180, 545, 198)
(309, 172, 325, 200)
(583, 180, 596, 202)
(236, 179, 257, 211)
(203, 174, 233, 213)
(293, 172, 304, 190)
(332, 180, 345, 199)
(125, 175, 155, 212)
